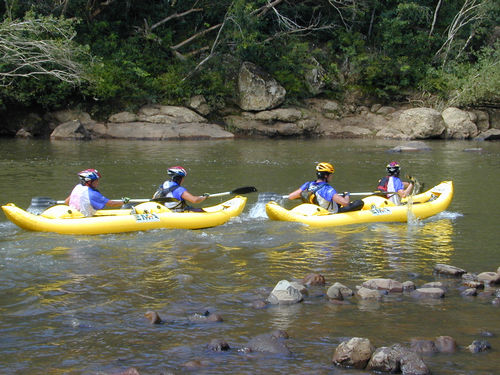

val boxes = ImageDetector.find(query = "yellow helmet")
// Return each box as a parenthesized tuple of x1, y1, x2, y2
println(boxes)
(316, 162, 335, 174)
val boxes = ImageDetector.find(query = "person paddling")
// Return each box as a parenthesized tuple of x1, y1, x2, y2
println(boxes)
(377, 161, 414, 205)
(64, 169, 126, 216)
(286, 162, 364, 213)
(153, 166, 208, 211)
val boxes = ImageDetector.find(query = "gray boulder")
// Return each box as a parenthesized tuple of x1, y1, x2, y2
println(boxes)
(362, 278, 403, 292)
(388, 108, 446, 139)
(411, 287, 445, 299)
(267, 280, 304, 305)
(434, 263, 466, 276)
(442, 107, 479, 139)
(238, 62, 286, 111)
(475, 128, 500, 140)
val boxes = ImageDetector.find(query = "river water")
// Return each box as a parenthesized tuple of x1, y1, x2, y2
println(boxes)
(0, 138, 499, 374)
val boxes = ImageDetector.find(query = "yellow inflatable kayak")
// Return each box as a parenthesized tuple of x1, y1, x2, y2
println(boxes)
(265, 181, 453, 227)
(2, 196, 247, 235)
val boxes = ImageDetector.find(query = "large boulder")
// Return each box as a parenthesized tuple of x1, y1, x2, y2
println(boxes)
(471, 110, 490, 131)
(387, 108, 446, 139)
(238, 62, 286, 111)
(223, 113, 319, 137)
(88, 122, 234, 140)
(50, 120, 92, 140)
(304, 57, 326, 95)
(254, 108, 304, 122)
(108, 111, 138, 123)
(442, 107, 479, 139)
(137, 105, 207, 124)
(475, 128, 500, 140)
(188, 95, 211, 116)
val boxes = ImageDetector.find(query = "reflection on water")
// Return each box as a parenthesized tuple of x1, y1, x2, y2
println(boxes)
(1, 138, 499, 374)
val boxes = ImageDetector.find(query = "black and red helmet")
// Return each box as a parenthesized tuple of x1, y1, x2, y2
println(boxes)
(386, 161, 401, 176)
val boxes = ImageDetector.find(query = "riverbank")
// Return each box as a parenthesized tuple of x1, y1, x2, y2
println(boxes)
(11, 100, 500, 142)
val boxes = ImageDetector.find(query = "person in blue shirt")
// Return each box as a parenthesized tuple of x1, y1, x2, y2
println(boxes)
(287, 162, 363, 213)
(64, 169, 125, 216)
(377, 161, 414, 205)
(153, 166, 208, 211)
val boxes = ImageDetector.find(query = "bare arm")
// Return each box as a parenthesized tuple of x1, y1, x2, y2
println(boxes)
(398, 182, 414, 198)
(287, 188, 303, 200)
(333, 193, 350, 206)
(181, 190, 208, 204)
(105, 200, 124, 208)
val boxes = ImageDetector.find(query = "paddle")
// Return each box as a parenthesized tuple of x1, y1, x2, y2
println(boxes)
(204, 186, 257, 198)
(259, 190, 388, 202)
(27, 196, 171, 213)
(28, 186, 257, 212)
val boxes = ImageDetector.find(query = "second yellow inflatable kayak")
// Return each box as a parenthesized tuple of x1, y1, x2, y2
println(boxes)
(265, 181, 453, 227)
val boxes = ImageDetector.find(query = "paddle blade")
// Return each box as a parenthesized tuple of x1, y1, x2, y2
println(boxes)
(231, 186, 258, 195)
(27, 197, 57, 214)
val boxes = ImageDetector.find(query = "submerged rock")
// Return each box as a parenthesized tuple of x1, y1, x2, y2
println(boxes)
(468, 340, 491, 353)
(411, 287, 445, 299)
(245, 331, 291, 355)
(434, 336, 457, 353)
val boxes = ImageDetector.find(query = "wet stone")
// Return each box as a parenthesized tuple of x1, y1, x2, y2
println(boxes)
(302, 273, 326, 286)
(434, 336, 457, 353)
(461, 288, 477, 297)
(434, 264, 466, 276)
(208, 338, 230, 351)
(468, 340, 491, 353)
(144, 311, 163, 324)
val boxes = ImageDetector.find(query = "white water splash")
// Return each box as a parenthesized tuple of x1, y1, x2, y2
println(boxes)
(247, 201, 269, 219)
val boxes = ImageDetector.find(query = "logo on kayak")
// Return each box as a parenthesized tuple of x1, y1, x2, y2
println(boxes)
(134, 213, 160, 222)
(370, 205, 391, 216)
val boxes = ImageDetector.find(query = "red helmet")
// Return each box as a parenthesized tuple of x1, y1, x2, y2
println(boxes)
(167, 166, 187, 178)
(78, 168, 101, 182)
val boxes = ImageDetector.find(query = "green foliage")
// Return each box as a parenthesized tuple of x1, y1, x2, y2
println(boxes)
(0, 0, 498, 124)
(422, 42, 500, 107)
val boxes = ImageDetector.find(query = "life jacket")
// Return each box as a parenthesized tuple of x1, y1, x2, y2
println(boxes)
(300, 182, 338, 212)
(377, 176, 401, 205)
(377, 176, 390, 194)
(153, 183, 186, 210)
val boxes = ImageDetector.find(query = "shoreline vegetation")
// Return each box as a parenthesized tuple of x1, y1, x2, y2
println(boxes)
(1, 2, 499, 140)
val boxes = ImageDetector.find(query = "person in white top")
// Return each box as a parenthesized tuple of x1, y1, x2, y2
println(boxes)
(64, 169, 125, 216)
(377, 162, 414, 205)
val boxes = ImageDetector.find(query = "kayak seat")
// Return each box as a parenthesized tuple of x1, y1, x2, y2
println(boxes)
(133, 202, 171, 214)
(41, 205, 85, 219)
(361, 196, 395, 210)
